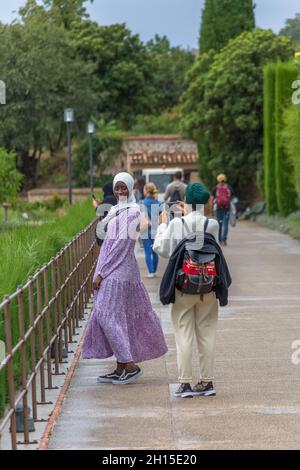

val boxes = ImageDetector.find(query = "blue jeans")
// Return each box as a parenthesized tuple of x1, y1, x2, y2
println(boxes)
(142, 238, 159, 274)
(216, 208, 229, 243)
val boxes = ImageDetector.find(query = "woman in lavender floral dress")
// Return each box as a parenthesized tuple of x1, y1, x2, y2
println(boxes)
(82, 173, 167, 384)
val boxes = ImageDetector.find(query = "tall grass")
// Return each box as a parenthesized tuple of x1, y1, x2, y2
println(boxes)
(0, 200, 94, 300)
(0, 200, 95, 416)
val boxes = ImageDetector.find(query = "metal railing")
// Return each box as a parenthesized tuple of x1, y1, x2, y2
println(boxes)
(0, 218, 99, 450)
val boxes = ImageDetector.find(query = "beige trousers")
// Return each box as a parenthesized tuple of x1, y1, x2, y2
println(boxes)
(171, 289, 218, 383)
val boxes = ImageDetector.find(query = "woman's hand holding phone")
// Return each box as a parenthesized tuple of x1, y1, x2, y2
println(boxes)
(92, 194, 101, 208)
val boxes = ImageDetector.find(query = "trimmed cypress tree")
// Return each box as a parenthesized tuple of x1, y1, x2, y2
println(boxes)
(263, 64, 278, 215)
(200, 0, 255, 53)
(274, 63, 298, 216)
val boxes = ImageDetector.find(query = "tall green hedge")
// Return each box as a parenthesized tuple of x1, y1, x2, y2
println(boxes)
(264, 62, 299, 216)
(199, 0, 255, 53)
(263, 64, 278, 214)
(282, 105, 300, 207)
(275, 63, 298, 216)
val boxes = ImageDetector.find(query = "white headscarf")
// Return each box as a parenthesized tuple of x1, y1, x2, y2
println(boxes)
(112, 172, 138, 210)
(96, 172, 139, 241)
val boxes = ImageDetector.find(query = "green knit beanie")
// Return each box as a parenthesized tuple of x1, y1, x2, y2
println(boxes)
(186, 183, 210, 206)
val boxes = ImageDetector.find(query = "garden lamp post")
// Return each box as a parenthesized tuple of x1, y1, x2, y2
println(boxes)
(87, 121, 95, 193)
(1, 82, 9, 224)
(0, 80, 6, 105)
(64, 108, 74, 205)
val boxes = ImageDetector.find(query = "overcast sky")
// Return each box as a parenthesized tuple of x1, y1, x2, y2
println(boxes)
(0, 0, 298, 49)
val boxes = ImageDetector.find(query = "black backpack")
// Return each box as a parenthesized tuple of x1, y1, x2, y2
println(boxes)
(175, 219, 218, 296)
(169, 188, 182, 203)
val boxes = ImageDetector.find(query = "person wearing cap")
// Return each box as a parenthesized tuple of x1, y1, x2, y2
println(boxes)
(211, 174, 235, 246)
(140, 182, 161, 278)
(153, 183, 223, 398)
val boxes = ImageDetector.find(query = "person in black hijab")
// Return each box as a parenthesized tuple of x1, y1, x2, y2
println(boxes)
(93, 182, 118, 215)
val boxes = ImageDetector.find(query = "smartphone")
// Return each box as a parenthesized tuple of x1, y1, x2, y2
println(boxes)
(92, 194, 97, 200)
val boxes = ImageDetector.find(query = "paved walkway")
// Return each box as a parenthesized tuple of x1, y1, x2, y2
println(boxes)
(47, 221, 300, 450)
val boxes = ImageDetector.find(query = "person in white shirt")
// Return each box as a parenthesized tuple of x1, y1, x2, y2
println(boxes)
(153, 183, 220, 398)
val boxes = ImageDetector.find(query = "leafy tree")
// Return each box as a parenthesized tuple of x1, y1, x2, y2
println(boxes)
(280, 13, 300, 49)
(71, 21, 156, 129)
(75, 120, 125, 187)
(180, 50, 216, 188)
(0, 148, 23, 203)
(145, 35, 195, 113)
(0, 9, 96, 188)
(199, 0, 255, 53)
(181, 29, 293, 196)
(131, 111, 181, 135)
(20, 0, 93, 29)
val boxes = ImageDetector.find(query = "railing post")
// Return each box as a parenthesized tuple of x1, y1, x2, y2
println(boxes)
(43, 265, 53, 390)
(4, 299, 17, 450)
(17, 288, 30, 444)
(51, 259, 60, 375)
(36, 272, 47, 404)
(28, 279, 38, 422)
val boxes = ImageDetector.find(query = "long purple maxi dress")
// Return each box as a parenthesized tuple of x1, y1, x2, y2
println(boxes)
(82, 207, 168, 363)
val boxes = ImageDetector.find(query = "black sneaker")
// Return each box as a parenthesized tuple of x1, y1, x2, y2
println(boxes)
(97, 370, 122, 383)
(112, 366, 142, 385)
(192, 381, 216, 397)
(174, 383, 194, 398)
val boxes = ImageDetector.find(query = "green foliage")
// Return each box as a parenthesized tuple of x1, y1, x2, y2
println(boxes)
(145, 35, 195, 112)
(257, 212, 300, 241)
(130, 111, 181, 135)
(279, 13, 300, 49)
(0, 199, 94, 417)
(0, 2, 97, 188)
(1, 1, 193, 191)
(42, 0, 93, 29)
(199, 0, 255, 53)
(181, 29, 293, 197)
(43, 194, 67, 211)
(75, 120, 125, 187)
(281, 105, 300, 207)
(180, 50, 215, 188)
(0, 148, 23, 204)
(71, 24, 194, 129)
(0, 200, 93, 299)
(274, 63, 298, 216)
(263, 64, 278, 214)
(71, 21, 156, 129)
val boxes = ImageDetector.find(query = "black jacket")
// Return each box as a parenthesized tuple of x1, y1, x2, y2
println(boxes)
(159, 232, 232, 307)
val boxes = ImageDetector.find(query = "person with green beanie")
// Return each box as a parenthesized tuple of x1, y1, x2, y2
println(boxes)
(185, 182, 211, 207)
(153, 183, 221, 398)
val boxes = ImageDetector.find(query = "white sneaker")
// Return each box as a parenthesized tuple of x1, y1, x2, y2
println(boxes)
(146, 273, 156, 278)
